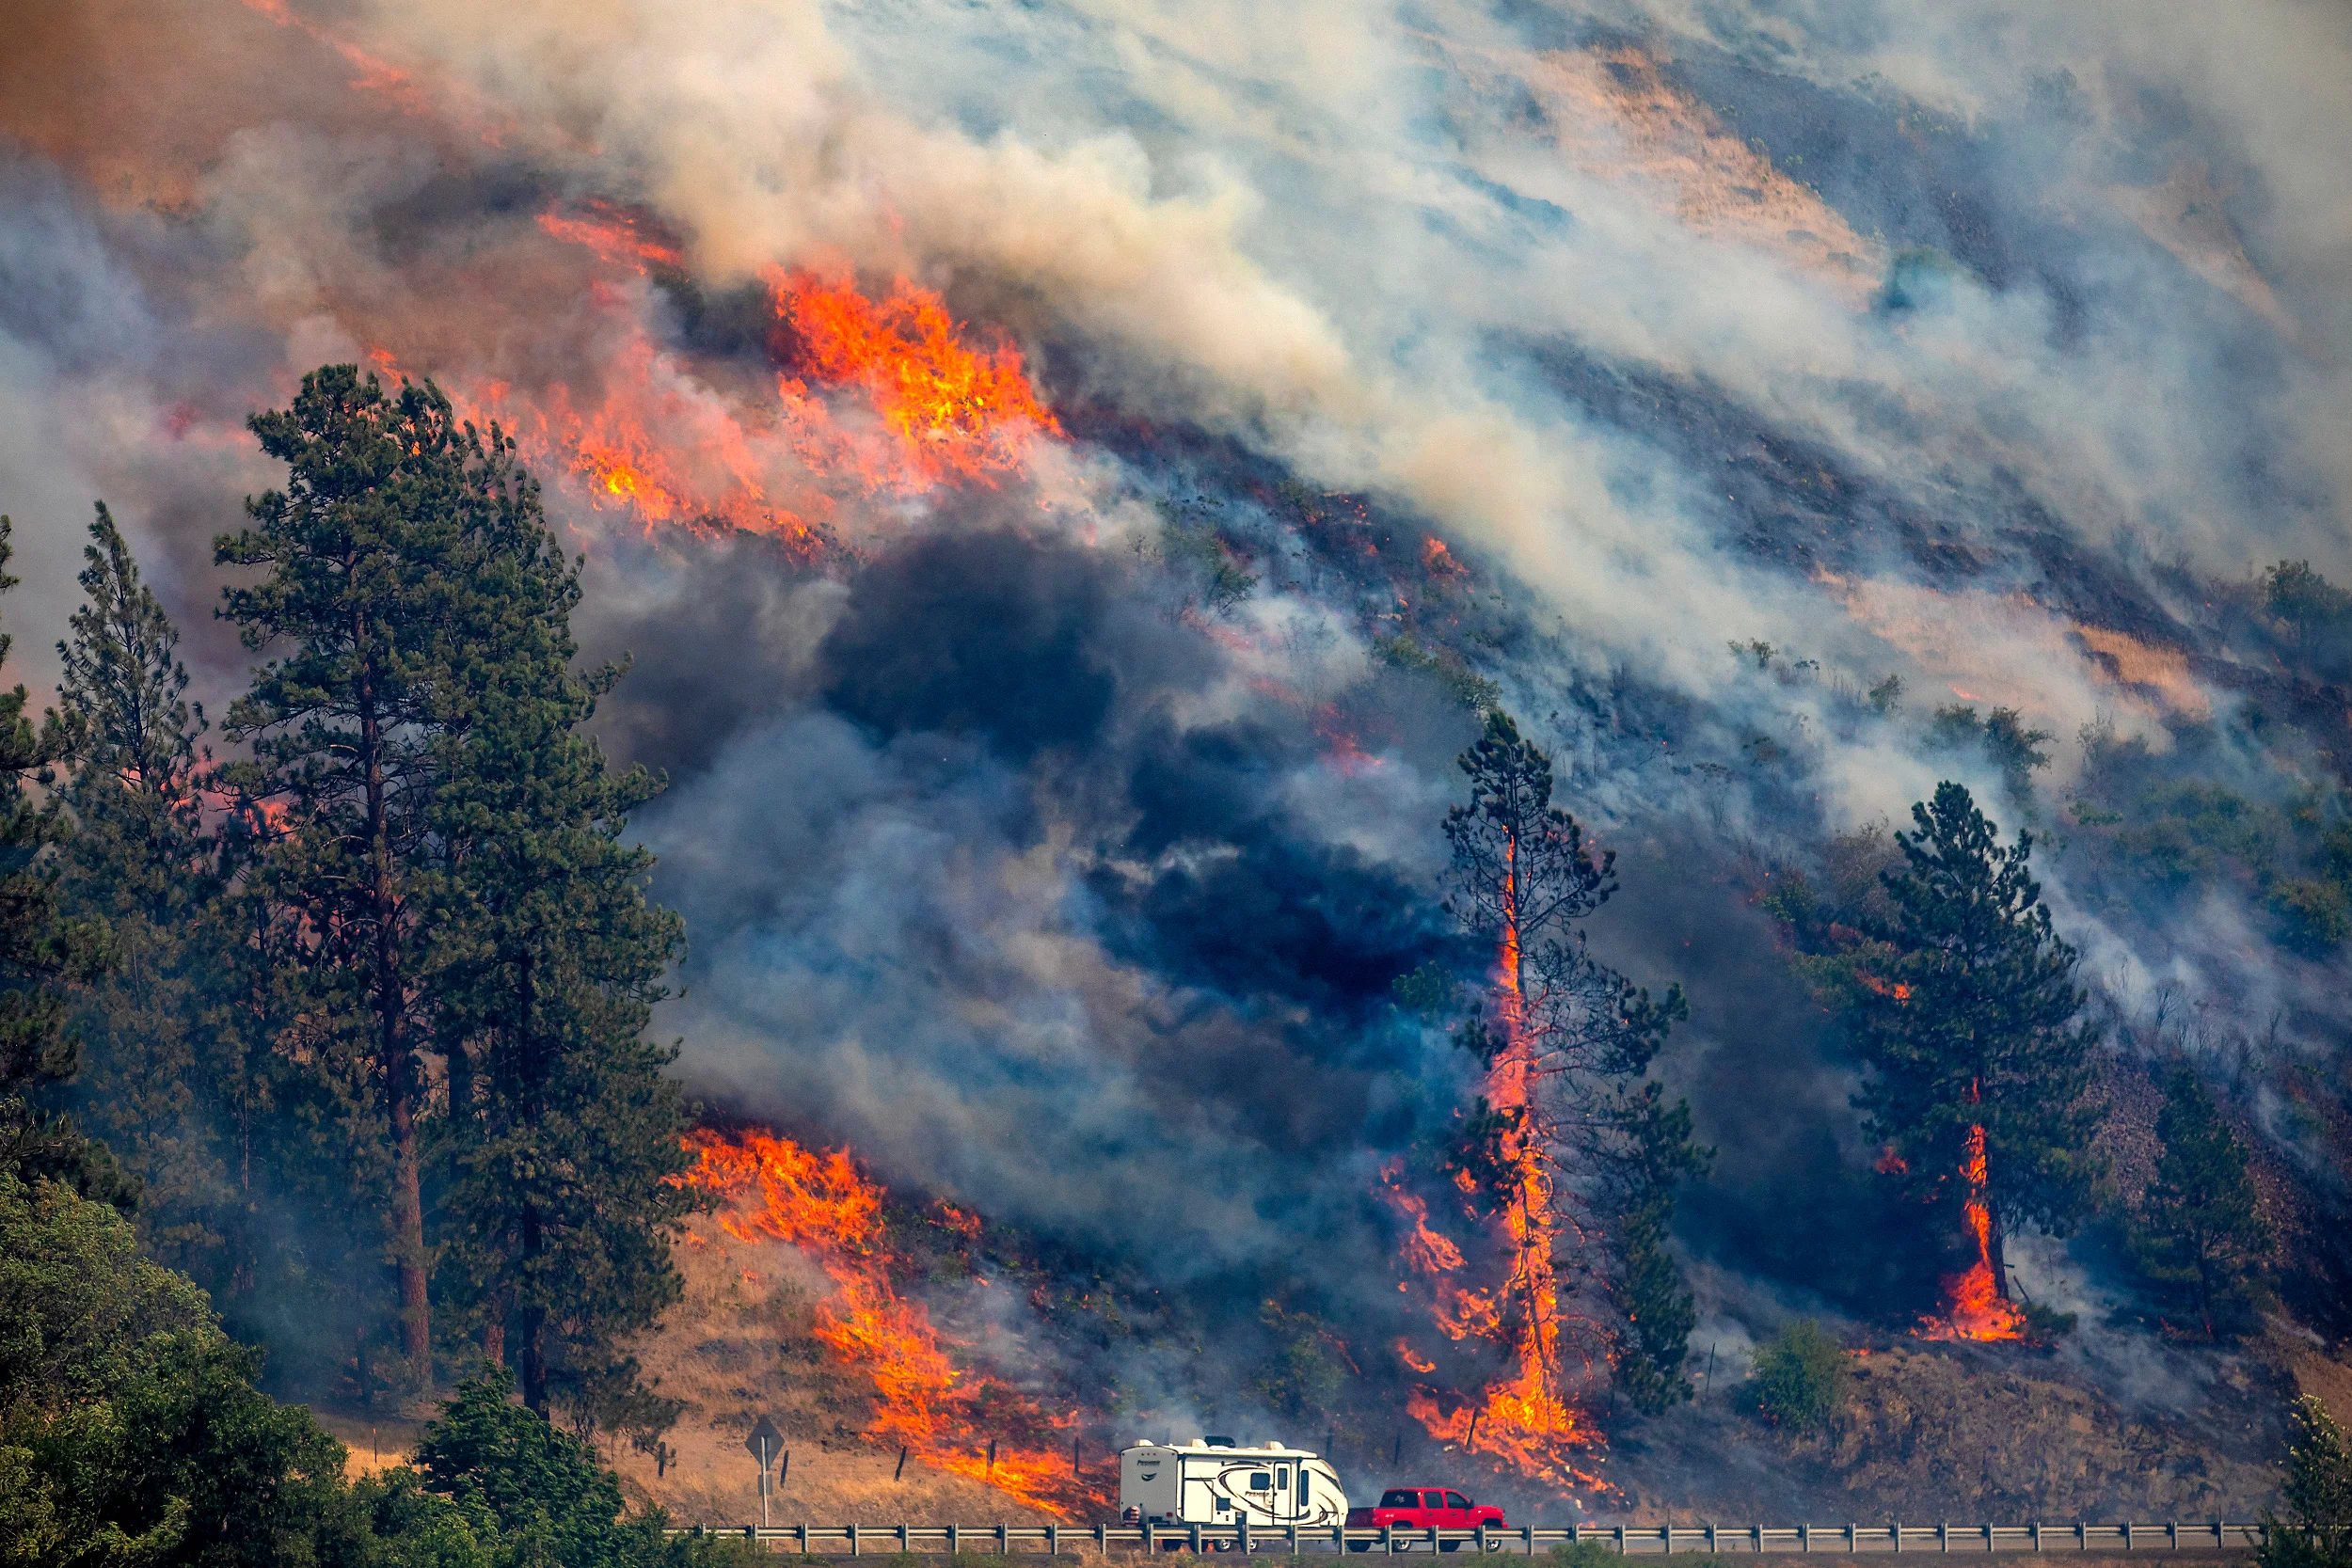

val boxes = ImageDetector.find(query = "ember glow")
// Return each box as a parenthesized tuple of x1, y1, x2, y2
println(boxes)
(682, 1130, 1104, 1516)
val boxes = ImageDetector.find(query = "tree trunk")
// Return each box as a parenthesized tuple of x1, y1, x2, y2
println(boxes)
(482, 1317, 505, 1368)
(358, 654, 431, 1396)
(1988, 1214, 2010, 1301)
(519, 1198, 547, 1413)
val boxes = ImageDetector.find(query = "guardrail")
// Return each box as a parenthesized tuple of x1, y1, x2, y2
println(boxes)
(664, 1521, 2282, 1555)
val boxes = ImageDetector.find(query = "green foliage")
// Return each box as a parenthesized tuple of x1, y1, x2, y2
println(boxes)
(1851, 784, 2102, 1288)
(2263, 561, 2352, 682)
(1604, 1086, 1710, 1416)
(2113, 783, 2283, 889)
(1251, 1300, 1356, 1421)
(1151, 505, 1258, 619)
(2259, 1396, 2352, 1568)
(1867, 674, 1904, 716)
(2129, 1070, 2272, 1340)
(1928, 705, 2053, 799)
(55, 503, 244, 1281)
(1745, 1319, 1848, 1433)
(0, 1173, 361, 1566)
(1549, 1542, 1622, 1568)
(0, 518, 118, 1205)
(1372, 632, 1500, 713)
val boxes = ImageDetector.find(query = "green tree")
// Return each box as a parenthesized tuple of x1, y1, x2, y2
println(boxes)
(0, 1171, 368, 1565)
(1852, 782, 2101, 1299)
(2260, 1395, 2352, 1568)
(1745, 1319, 1847, 1433)
(0, 518, 117, 1203)
(54, 502, 244, 1281)
(1603, 1085, 1710, 1417)
(216, 365, 541, 1394)
(2131, 1069, 2272, 1340)
(421, 467, 693, 1424)
(412, 1366, 682, 1568)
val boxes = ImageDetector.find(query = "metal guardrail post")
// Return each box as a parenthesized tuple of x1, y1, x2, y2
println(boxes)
(1190, 1524, 1201, 1556)
(1617, 1527, 1627, 1555)
(1896, 1523, 1904, 1555)
(1141, 1522, 1153, 1555)
(1939, 1523, 1948, 1553)
(850, 1526, 863, 1558)
(1383, 1524, 1396, 1556)
(1527, 1527, 1537, 1556)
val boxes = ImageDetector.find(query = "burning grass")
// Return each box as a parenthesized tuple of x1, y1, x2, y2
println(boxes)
(679, 1130, 1106, 1519)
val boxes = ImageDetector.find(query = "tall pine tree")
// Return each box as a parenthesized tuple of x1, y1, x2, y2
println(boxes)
(421, 460, 694, 1424)
(215, 367, 530, 1394)
(0, 516, 117, 1202)
(1853, 782, 2101, 1297)
(55, 503, 237, 1277)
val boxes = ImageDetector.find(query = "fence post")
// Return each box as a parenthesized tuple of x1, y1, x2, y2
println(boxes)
(2168, 1524, 2177, 1552)
(1895, 1523, 1904, 1555)
(850, 1526, 862, 1558)
(1141, 1522, 1153, 1555)
(1526, 1527, 1536, 1557)
(1756, 1527, 1764, 1554)
(1291, 1526, 1301, 1556)
(1480, 1527, 1492, 1556)
(1617, 1528, 1627, 1556)
(1096, 1525, 1107, 1558)
(798, 1525, 810, 1555)
(1002, 1527, 1013, 1557)
(2033, 1526, 2042, 1554)
(900, 1525, 912, 1555)
(1940, 1524, 1948, 1553)
(1847, 1527, 1855, 1554)
(1382, 1524, 1395, 1557)
(1802, 1525, 1812, 1554)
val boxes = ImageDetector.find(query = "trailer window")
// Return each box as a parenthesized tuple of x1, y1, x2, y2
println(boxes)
(1249, 1472, 1272, 1492)
(1299, 1470, 1311, 1507)
(1278, 1467, 1290, 1490)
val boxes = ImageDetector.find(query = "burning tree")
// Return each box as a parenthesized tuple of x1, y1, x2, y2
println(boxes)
(1852, 782, 2101, 1339)
(1394, 711, 1694, 1470)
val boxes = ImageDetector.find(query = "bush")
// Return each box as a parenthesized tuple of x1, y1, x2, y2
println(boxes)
(1746, 1320, 1849, 1432)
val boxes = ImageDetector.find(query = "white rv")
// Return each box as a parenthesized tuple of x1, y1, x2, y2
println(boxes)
(1119, 1437, 1350, 1529)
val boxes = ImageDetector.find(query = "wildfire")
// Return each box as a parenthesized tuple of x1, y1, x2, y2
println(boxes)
(1909, 1078, 2026, 1344)
(1385, 846, 1607, 1493)
(681, 1130, 1104, 1516)
(364, 210, 1069, 559)
(766, 266, 1063, 488)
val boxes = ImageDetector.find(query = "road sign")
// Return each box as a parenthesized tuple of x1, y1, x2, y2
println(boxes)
(746, 1417, 783, 1469)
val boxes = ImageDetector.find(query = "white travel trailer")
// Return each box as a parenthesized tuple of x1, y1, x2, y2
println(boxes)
(1119, 1437, 1350, 1529)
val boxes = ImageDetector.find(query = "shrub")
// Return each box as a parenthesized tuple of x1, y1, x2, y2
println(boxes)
(1746, 1319, 1849, 1432)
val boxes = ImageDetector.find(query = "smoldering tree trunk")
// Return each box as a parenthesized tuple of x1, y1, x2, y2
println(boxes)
(1989, 1215, 2010, 1301)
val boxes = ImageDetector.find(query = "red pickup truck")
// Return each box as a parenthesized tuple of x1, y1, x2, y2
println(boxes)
(1345, 1488, 1506, 1549)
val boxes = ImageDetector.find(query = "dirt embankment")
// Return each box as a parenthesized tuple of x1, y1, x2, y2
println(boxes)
(1606, 1335, 2324, 1525)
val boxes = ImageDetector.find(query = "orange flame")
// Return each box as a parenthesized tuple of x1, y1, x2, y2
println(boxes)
(1386, 837, 1608, 1493)
(1912, 1080, 2026, 1343)
(682, 1130, 1104, 1515)
(767, 267, 1061, 488)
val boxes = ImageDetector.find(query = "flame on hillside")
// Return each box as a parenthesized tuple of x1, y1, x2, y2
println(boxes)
(373, 206, 1064, 559)
(681, 1129, 1104, 1517)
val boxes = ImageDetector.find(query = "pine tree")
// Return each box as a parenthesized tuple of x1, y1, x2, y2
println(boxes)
(2132, 1069, 2271, 1340)
(215, 366, 533, 1394)
(55, 503, 237, 1276)
(1854, 781, 2102, 1297)
(0, 517, 117, 1201)
(421, 465, 694, 1424)
(1438, 710, 1692, 1406)
(2260, 1395, 2352, 1568)
(1603, 1084, 1710, 1416)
